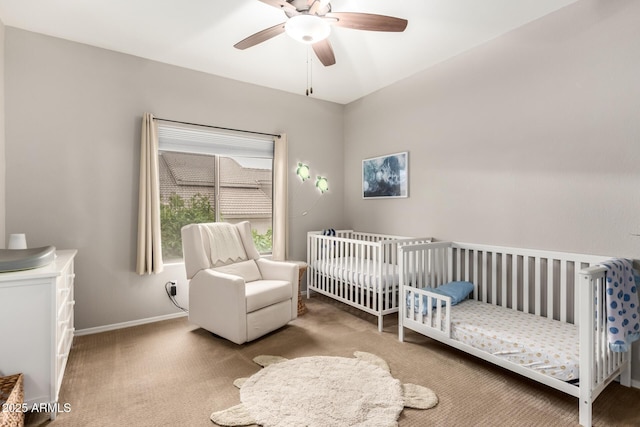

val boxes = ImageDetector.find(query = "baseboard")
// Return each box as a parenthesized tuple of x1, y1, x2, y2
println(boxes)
(633, 379, 640, 389)
(75, 312, 188, 336)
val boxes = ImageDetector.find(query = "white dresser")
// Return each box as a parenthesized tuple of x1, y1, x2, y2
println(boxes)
(0, 250, 76, 419)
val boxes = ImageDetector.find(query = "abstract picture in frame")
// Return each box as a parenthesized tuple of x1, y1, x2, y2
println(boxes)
(362, 151, 408, 199)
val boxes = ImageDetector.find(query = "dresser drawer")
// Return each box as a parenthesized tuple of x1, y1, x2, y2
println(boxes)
(56, 302, 74, 343)
(55, 324, 74, 397)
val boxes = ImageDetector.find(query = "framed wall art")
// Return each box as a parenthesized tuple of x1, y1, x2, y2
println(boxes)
(362, 151, 408, 199)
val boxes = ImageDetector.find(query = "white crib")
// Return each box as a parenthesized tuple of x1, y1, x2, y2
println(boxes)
(398, 241, 633, 427)
(306, 230, 430, 331)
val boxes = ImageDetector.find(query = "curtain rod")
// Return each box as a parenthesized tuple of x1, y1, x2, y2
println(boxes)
(153, 117, 281, 139)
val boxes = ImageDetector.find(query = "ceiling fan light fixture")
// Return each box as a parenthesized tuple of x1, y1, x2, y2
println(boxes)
(285, 14, 331, 44)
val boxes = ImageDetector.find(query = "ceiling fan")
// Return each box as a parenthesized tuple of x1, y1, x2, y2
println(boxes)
(234, 0, 408, 67)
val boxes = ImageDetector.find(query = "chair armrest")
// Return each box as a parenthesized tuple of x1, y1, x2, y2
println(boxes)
(190, 269, 245, 297)
(188, 269, 248, 344)
(256, 258, 299, 284)
(256, 259, 299, 320)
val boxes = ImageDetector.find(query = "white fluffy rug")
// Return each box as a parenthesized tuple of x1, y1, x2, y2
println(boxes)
(211, 351, 437, 427)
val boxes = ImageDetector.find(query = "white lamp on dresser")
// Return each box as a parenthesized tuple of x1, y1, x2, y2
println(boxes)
(0, 249, 77, 420)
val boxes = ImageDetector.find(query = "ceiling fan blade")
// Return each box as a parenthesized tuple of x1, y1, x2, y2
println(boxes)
(309, 1, 321, 15)
(258, 0, 297, 12)
(309, 0, 329, 15)
(234, 22, 287, 50)
(312, 39, 336, 66)
(326, 12, 408, 32)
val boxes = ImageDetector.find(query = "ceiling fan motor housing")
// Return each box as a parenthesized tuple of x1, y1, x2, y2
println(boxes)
(285, 15, 331, 43)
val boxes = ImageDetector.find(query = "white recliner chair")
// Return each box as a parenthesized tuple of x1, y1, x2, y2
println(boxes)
(181, 221, 299, 345)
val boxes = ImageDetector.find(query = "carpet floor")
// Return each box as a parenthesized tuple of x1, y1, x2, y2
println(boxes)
(25, 295, 640, 426)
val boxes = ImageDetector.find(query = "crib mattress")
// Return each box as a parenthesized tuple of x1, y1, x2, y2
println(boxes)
(311, 257, 398, 290)
(447, 300, 580, 382)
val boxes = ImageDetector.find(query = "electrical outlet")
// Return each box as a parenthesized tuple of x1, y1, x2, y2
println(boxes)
(170, 280, 177, 296)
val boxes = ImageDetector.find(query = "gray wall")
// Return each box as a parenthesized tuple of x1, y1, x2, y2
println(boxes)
(4, 28, 344, 330)
(0, 19, 5, 248)
(344, 0, 640, 380)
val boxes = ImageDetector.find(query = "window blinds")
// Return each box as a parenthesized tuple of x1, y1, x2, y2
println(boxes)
(157, 123, 274, 158)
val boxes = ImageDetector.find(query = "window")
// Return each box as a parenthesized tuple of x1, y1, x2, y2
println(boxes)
(157, 123, 275, 261)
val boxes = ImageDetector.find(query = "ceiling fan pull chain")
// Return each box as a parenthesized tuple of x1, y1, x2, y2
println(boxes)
(306, 46, 313, 96)
(309, 52, 313, 95)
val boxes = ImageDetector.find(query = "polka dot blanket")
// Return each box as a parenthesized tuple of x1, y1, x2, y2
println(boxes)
(600, 258, 640, 352)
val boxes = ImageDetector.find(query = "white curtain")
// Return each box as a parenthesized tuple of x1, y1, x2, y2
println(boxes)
(272, 133, 288, 261)
(136, 113, 164, 274)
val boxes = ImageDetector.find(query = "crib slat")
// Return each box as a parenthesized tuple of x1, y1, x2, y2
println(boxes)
(491, 252, 498, 304)
(390, 243, 397, 311)
(338, 239, 343, 299)
(574, 262, 582, 327)
(448, 246, 454, 284)
(512, 254, 518, 310)
(382, 242, 387, 311)
(420, 247, 426, 288)
(332, 238, 337, 296)
(444, 246, 450, 284)
(365, 243, 369, 307)
(534, 257, 541, 316)
(482, 251, 488, 303)
(373, 244, 379, 312)
(319, 236, 325, 294)
(523, 256, 530, 313)
(435, 246, 440, 284)
(438, 247, 443, 285)
(432, 247, 437, 285)
(501, 252, 508, 307)
(596, 276, 604, 382)
(547, 259, 554, 319)
(418, 245, 423, 280)
(465, 247, 470, 282)
(560, 260, 567, 322)
(389, 243, 395, 311)
(356, 243, 362, 307)
(365, 244, 371, 310)
(473, 250, 479, 298)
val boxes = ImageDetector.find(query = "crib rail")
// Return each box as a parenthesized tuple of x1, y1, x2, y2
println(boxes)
(399, 241, 608, 324)
(307, 230, 413, 263)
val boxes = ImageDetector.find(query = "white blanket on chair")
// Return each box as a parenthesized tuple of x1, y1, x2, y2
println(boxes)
(600, 258, 640, 352)
(201, 223, 248, 267)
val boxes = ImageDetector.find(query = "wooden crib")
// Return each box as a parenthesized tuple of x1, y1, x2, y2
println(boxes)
(398, 241, 633, 427)
(306, 230, 430, 331)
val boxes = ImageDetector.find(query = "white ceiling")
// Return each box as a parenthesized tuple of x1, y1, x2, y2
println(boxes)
(0, 0, 577, 104)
